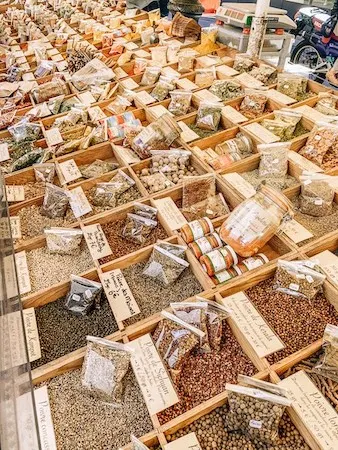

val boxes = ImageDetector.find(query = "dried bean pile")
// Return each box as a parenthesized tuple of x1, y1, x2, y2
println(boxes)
(31, 295, 118, 369)
(242, 170, 298, 192)
(158, 322, 256, 424)
(98, 219, 167, 265)
(16, 204, 76, 241)
(291, 196, 338, 246)
(122, 261, 202, 326)
(283, 350, 338, 412)
(167, 407, 310, 450)
(25, 243, 94, 294)
(85, 185, 141, 217)
(246, 279, 338, 364)
(38, 368, 153, 450)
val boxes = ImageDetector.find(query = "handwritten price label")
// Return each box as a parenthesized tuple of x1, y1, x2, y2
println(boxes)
(83, 223, 112, 260)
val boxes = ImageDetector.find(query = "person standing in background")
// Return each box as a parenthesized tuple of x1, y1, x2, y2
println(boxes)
(126, 0, 168, 17)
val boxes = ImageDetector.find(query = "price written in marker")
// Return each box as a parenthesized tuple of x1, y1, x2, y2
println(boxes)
(58, 159, 82, 183)
(83, 223, 113, 260)
(6, 185, 25, 202)
(67, 186, 92, 218)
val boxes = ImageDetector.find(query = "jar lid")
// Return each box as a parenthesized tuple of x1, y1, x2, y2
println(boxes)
(261, 185, 293, 215)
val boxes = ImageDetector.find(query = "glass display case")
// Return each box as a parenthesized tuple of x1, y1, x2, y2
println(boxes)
(0, 173, 41, 450)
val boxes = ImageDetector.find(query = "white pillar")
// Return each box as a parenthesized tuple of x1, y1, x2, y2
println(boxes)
(247, 0, 270, 59)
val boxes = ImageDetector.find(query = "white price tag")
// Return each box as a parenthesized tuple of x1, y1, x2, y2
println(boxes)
(282, 219, 313, 243)
(58, 159, 82, 183)
(23, 308, 41, 362)
(78, 91, 97, 106)
(68, 186, 92, 218)
(164, 433, 202, 449)
(6, 185, 25, 202)
(83, 223, 112, 260)
(45, 128, 64, 147)
(0, 143, 10, 162)
(15, 251, 31, 295)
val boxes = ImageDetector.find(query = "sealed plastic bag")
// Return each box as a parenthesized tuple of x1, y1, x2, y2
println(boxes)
(239, 89, 268, 119)
(314, 324, 338, 382)
(134, 58, 148, 76)
(299, 172, 335, 217)
(133, 203, 158, 221)
(156, 240, 186, 258)
(233, 54, 255, 73)
(177, 49, 195, 73)
(153, 310, 204, 381)
(182, 173, 216, 211)
(140, 66, 161, 86)
(81, 336, 132, 403)
(196, 101, 222, 131)
(130, 435, 149, 450)
(273, 259, 326, 301)
(8, 118, 42, 143)
(81, 160, 118, 179)
(150, 46, 167, 66)
(277, 73, 308, 101)
(195, 67, 216, 88)
(33, 163, 55, 183)
(41, 183, 69, 218)
(202, 299, 229, 351)
(142, 244, 189, 285)
(151, 76, 176, 102)
(168, 90, 192, 116)
(183, 193, 230, 221)
(258, 142, 289, 178)
(250, 64, 277, 85)
(299, 123, 338, 167)
(171, 301, 210, 352)
(274, 110, 302, 139)
(315, 96, 337, 115)
(92, 183, 118, 207)
(122, 213, 157, 244)
(109, 170, 135, 195)
(261, 119, 291, 142)
(45, 227, 83, 255)
(65, 276, 103, 316)
(226, 376, 292, 444)
(141, 171, 174, 193)
(209, 79, 244, 101)
(107, 95, 132, 115)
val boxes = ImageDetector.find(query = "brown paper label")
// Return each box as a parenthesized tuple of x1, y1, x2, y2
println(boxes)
(23, 308, 41, 362)
(129, 333, 179, 415)
(120, 78, 139, 90)
(194, 89, 220, 103)
(58, 159, 82, 183)
(281, 219, 313, 243)
(279, 371, 338, 449)
(135, 90, 156, 105)
(216, 64, 238, 77)
(235, 73, 264, 88)
(153, 197, 188, 230)
(164, 433, 202, 449)
(100, 268, 140, 322)
(288, 151, 323, 173)
(178, 121, 199, 143)
(15, 251, 31, 295)
(176, 78, 198, 91)
(77, 91, 96, 106)
(266, 89, 297, 105)
(34, 386, 57, 450)
(68, 186, 92, 218)
(223, 173, 256, 199)
(244, 123, 280, 144)
(221, 292, 285, 358)
(311, 251, 338, 285)
(6, 185, 25, 202)
(149, 105, 173, 119)
(45, 128, 64, 146)
(3, 254, 18, 298)
(294, 105, 330, 123)
(83, 223, 112, 260)
(222, 106, 247, 124)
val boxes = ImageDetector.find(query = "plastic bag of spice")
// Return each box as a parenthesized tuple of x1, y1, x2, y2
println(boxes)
(65, 276, 103, 316)
(153, 310, 204, 382)
(226, 376, 292, 444)
(209, 79, 244, 101)
(315, 96, 337, 115)
(183, 193, 231, 222)
(11, 148, 50, 173)
(277, 73, 307, 101)
(168, 90, 192, 116)
(182, 173, 216, 211)
(141, 171, 174, 193)
(92, 183, 118, 207)
(45, 227, 83, 255)
(261, 119, 291, 142)
(233, 54, 255, 73)
(249, 64, 277, 85)
(109, 170, 135, 195)
(258, 142, 289, 178)
(81, 160, 118, 179)
(314, 324, 338, 382)
(81, 336, 132, 403)
(41, 183, 69, 218)
(299, 173, 335, 217)
(202, 298, 230, 351)
(8, 118, 42, 143)
(140, 66, 161, 86)
(133, 203, 158, 221)
(177, 49, 196, 73)
(195, 67, 216, 88)
(143, 244, 189, 285)
(151, 76, 176, 102)
(299, 122, 338, 167)
(196, 101, 223, 131)
(171, 301, 210, 352)
(273, 259, 326, 301)
(130, 435, 149, 450)
(239, 89, 268, 119)
(33, 163, 55, 183)
(122, 213, 157, 244)
(156, 240, 187, 258)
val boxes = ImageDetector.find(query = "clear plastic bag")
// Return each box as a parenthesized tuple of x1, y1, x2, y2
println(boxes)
(315, 96, 337, 115)
(81, 336, 132, 403)
(45, 227, 83, 255)
(71, 58, 115, 91)
(273, 259, 326, 301)
(156, 240, 186, 258)
(150, 46, 167, 66)
(182, 173, 216, 211)
(122, 213, 157, 244)
(141, 171, 174, 194)
(11, 148, 50, 173)
(107, 95, 132, 115)
(299, 123, 338, 167)
(8, 118, 42, 143)
(140, 66, 161, 86)
(134, 58, 148, 76)
(130, 435, 149, 450)
(239, 89, 268, 119)
(151, 76, 176, 102)
(150, 149, 191, 173)
(258, 142, 289, 178)
(167, 41, 181, 62)
(33, 163, 55, 183)
(81, 160, 118, 179)
(202, 299, 230, 351)
(209, 79, 244, 101)
(92, 183, 118, 207)
(314, 324, 338, 382)
(277, 73, 307, 101)
(226, 376, 292, 444)
(133, 203, 158, 221)
(109, 170, 135, 195)
(196, 101, 222, 131)
(233, 54, 255, 73)
(177, 49, 195, 73)
(183, 193, 230, 222)
(168, 90, 192, 116)
(195, 67, 216, 88)
(171, 301, 210, 352)
(261, 119, 292, 141)
(299, 173, 335, 217)
(153, 310, 204, 382)
(142, 244, 189, 285)
(249, 64, 277, 85)
(41, 183, 69, 218)
(32, 78, 70, 103)
(65, 276, 103, 316)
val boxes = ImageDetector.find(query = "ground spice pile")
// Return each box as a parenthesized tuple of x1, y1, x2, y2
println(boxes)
(157, 322, 256, 424)
(31, 295, 118, 369)
(246, 279, 338, 364)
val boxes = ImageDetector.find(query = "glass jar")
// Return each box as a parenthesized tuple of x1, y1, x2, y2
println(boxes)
(220, 186, 293, 257)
